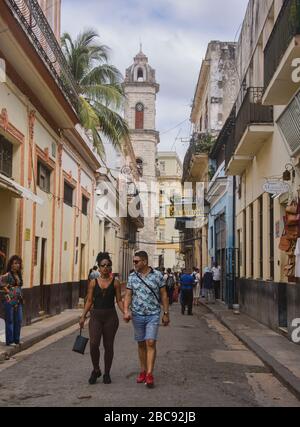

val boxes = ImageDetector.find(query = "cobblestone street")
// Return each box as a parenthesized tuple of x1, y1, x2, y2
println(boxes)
(0, 304, 299, 407)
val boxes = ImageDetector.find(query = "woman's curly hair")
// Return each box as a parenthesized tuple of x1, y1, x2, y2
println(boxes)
(96, 252, 112, 266)
(6, 255, 23, 286)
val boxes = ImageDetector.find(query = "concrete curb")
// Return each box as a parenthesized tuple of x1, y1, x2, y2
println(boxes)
(0, 314, 80, 362)
(201, 302, 300, 400)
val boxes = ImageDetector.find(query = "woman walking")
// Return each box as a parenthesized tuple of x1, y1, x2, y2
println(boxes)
(79, 252, 124, 385)
(193, 268, 201, 306)
(0, 256, 24, 346)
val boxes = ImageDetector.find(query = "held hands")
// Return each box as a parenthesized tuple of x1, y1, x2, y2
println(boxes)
(123, 312, 132, 323)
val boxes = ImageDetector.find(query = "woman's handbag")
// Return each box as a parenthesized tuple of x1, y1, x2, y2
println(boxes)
(286, 213, 300, 226)
(72, 329, 89, 355)
(283, 256, 296, 278)
(285, 224, 299, 241)
(279, 233, 292, 252)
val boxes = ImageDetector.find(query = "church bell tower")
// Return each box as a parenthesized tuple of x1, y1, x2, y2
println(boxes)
(124, 48, 160, 265)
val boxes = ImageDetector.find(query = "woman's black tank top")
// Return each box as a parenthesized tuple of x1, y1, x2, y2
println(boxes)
(93, 276, 116, 310)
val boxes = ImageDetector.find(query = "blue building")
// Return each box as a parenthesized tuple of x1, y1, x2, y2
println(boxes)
(207, 115, 236, 307)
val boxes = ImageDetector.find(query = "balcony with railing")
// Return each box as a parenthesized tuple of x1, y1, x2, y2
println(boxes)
(263, 0, 300, 105)
(4, 0, 79, 113)
(277, 88, 300, 156)
(226, 88, 273, 175)
(182, 133, 212, 183)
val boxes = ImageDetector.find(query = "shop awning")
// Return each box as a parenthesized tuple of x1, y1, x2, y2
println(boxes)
(0, 173, 44, 205)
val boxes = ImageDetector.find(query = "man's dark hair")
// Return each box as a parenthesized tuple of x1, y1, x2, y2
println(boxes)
(167, 268, 172, 274)
(134, 251, 148, 262)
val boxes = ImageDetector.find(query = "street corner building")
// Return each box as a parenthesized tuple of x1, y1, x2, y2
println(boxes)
(0, 0, 142, 324)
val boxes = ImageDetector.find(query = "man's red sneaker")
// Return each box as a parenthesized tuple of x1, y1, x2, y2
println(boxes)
(145, 373, 154, 388)
(136, 371, 146, 384)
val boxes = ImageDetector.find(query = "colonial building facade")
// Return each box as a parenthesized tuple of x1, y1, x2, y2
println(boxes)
(211, 0, 300, 340)
(178, 41, 237, 285)
(0, 0, 139, 323)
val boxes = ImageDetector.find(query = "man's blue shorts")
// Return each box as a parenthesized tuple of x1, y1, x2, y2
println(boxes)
(132, 313, 161, 342)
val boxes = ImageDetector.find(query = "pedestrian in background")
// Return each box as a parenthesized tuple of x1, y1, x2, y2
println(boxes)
(179, 269, 194, 315)
(203, 267, 215, 304)
(80, 252, 124, 385)
(124, 251, 170, 389)
(193, 268, 201, 306)
(164, 268, 175, 305)
(0, 255, 24, 347)
(173, 272, 179, 303)
(212, 262, 221, 300)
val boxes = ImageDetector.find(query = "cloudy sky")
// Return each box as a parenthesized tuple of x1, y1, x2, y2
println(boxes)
(61, 0, 248, 160)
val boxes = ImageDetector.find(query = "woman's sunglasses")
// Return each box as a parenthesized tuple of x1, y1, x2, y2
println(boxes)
(100, 264, 112, 268)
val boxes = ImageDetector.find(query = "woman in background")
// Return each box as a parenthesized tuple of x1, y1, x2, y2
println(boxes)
(0, 256, 24, 346)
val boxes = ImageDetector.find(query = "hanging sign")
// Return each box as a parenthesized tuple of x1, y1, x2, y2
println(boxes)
(263, 180, 290, 196)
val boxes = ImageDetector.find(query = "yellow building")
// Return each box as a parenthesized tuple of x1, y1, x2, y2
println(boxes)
(224, 0, 300, 337)
(156, 152, 184, 271)
(0, 0, 128, 323)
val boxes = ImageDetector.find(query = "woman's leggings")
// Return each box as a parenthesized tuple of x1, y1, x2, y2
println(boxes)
(89, 309, 119, 374)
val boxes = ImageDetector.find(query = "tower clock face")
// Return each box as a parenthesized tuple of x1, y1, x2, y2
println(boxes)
(136, 103, 144, 112)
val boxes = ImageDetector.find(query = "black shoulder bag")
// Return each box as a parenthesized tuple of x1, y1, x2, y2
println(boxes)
(72, 329, 89, 355)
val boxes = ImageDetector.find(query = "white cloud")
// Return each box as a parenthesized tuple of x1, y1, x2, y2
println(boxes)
(61, 0, 248, 159)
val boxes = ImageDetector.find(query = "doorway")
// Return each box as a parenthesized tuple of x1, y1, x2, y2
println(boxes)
(0, 237, 9, 275)
(40, 238, 47, 314)
(80, 244, 86, 281)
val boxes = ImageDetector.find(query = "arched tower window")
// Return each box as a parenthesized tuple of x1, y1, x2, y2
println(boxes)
(137, 68, 144, 81)
(136, 158, 144, 177)
(135, 103, 144, 130)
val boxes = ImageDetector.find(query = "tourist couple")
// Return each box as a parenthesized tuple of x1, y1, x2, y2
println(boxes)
(79, 251, 170, 388)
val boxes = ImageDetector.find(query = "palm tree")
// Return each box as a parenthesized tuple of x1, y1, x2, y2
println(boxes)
(61, 29, 129, 157)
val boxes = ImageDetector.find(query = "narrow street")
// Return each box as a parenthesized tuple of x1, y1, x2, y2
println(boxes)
(0, 303, 299, 408)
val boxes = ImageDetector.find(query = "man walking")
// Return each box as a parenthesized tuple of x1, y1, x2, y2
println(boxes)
(179, 269, 195, 315)
(124, 251, 170, 389)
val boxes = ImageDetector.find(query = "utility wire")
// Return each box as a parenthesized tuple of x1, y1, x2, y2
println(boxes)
(160, 119, 189, 135)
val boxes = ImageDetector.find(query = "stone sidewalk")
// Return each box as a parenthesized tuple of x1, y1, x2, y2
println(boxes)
(0, 309, 82, 362)
(200, 300, 300, 399)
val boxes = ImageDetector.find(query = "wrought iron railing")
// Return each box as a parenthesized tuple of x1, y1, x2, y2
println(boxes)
(264, 0, 300, 90)
(5, 0, 79, 112)
(224, 122, 236, 170)
(235, 87, 273, 145)
(225, 88, 273, 168)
